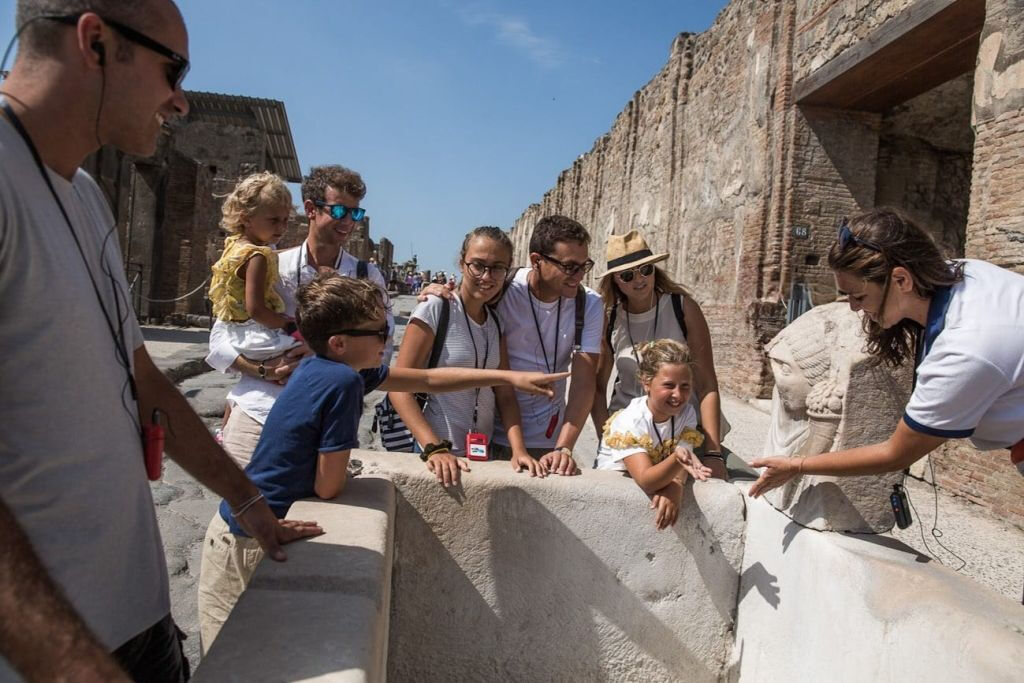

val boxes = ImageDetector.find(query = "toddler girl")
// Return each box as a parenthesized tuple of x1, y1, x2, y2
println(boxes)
(595, 339, 712, 529)
(209, 172, 299, 362)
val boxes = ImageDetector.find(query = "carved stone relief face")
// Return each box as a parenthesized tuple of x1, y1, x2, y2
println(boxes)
(767, 340, 812, 414)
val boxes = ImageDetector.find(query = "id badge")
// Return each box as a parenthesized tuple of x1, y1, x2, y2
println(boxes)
(545, 412, 560, 440)
(466, 431, 489, 461)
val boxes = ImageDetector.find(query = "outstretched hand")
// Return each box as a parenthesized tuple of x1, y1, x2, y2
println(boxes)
(675, 446, 712, 481)
(748, 456, 800, 498)
(235, 500, 324, 561)
(510, 370, 572, 397)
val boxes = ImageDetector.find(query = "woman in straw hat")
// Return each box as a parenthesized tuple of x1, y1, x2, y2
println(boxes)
(593, 230, 728, 480)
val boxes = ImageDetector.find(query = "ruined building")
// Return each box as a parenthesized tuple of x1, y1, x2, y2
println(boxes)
(510, 0, 1024, 524)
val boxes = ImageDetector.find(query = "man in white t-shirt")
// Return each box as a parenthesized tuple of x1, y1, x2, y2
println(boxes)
(422, 215, 604, 474)
(0, 3, 319, 680)
(207, 165, 394, 465)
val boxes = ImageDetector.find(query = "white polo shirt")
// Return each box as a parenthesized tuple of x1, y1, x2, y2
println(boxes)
(903, 259, 1024, 453)
(207, 241, 394, 423)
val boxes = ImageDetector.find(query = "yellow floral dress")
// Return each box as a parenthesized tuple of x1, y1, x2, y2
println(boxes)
(595, 396, 703, 471)
(208, 235, 296, 361)
(209, 235, 286, 322)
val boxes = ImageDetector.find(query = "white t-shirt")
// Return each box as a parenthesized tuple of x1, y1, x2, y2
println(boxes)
(492, 267, 604, 448)
(595, 396, 700, 471)
(206, 240, 394, 424)
(408, 296, 501, 454)
(0, 112, 168, 651)
(904, 259, 1024, 452)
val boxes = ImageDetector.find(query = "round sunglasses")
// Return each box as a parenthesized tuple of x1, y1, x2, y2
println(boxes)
(615, 263, 655, 283)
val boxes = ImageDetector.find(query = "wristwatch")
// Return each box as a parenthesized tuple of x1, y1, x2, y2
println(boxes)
(257, 361, 267, 379)
(420, 440, 453, 462)
(555, 446, 573, 458)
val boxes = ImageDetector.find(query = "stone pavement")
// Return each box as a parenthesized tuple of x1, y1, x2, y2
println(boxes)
(144, 300, 1024, 670)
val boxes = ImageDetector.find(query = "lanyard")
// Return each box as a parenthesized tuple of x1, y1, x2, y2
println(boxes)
(625, 293, 660, 365)
(295, 240, 346, 287)
(528, 287, 561, 374)
(460, 296, 490, 427)
(653, 414, 675, 450)
(0, 100, 136, 402)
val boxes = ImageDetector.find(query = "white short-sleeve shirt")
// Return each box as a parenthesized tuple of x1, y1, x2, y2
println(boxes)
(903, 259, 1024, 452)
(206, 240, 394, 424)
(595, 396, 699, 471)
(408, 296, 501, 454)
(492, 267, 604, 448)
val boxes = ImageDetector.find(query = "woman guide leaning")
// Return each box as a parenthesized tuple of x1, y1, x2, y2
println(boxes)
(592, 230, 729, 480)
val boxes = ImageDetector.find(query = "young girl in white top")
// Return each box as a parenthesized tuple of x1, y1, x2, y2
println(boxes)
(596, 339, 712, 529)
(208, 172, 299, 361)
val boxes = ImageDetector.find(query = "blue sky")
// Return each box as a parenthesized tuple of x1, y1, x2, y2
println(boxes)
(2, 0, 728, 271)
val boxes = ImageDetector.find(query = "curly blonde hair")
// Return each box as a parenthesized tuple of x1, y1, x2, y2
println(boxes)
(636, 338, 693, 386)
(220, 172, 293, 234)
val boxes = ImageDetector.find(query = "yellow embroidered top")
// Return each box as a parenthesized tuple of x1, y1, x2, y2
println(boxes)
(208, 235, 286, 322)
(596, 396, 703, 470)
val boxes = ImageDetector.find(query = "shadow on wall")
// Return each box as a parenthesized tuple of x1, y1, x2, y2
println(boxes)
(387, 477, 741, 682)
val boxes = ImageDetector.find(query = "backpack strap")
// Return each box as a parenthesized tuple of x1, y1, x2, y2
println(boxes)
(427, 296, 451, 369)
(671, 292, 688, 339)
(605, 302, 618, 350)
(356, 259, 368, 279)
(490, 306, 502, 337)
(573, 287, 586, 351)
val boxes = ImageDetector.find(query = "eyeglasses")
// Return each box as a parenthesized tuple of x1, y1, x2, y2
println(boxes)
(837, 218, 883, 253)
(329, 322, 389, 342)
(463, 260, 509, 278)
(315, 201, 366, 222)
(614, 263, 655, 283)
(44, 14, 190, 90)
(539, 253, 594, 276)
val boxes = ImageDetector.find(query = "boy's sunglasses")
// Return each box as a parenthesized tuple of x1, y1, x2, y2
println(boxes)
(44, 14, 190, 90)
(615, 263, 655, 283)
(837, 218, 883, 253)
(329, 323, 389, 342)
(315, 201, 366, 222)
(539, 253, 595, 276)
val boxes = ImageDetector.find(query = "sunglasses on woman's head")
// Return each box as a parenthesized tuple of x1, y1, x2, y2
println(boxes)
(615, 263, 655, 283)
(837, 218, 883, 253)
(315, 201, 366, 222)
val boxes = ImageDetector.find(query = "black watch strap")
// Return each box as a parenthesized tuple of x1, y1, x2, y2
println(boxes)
(420, 440, 453, 462)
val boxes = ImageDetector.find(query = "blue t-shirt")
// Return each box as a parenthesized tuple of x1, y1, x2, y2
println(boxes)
(221, 355, 388, 535)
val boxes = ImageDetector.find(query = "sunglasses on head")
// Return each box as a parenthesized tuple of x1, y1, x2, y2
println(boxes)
(329, 322, 389, 342)
(615, 262, 655, 283)
(315, 201, 366, 222)
(837, 218, 883, 253)
(539, 253, 594, 276)
(44, 14, 190, 90)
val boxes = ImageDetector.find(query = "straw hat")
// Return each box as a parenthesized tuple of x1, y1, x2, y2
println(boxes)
(602, 230, 669, 277)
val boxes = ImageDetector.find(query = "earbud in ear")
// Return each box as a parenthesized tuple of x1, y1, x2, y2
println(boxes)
(92, 41, 105, 66)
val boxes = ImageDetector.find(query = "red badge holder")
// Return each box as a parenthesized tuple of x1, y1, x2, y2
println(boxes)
(545, 412, 560, 440)
(466, 431, 489, 461)
(143, 409, 166, 481)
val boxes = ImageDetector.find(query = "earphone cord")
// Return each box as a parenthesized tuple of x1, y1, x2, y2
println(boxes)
(903, 457, 967, 571)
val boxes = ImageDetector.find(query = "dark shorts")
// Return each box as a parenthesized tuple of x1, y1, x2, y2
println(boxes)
(113, 613, 190, 682)
(490, 443, 552, 460)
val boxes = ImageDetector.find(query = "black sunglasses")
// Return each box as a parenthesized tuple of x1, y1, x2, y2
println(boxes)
(44, 14, 190, 90)
(329, 323, 389, 342)
(539, 253, 594, 276)
(837, 218, 883, 253)
(615, 262, 655, 283)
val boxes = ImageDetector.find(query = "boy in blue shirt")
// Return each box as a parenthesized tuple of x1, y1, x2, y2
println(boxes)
(198, 273, 567, 651)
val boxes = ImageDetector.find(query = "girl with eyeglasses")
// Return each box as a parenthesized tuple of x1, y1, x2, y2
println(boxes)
(751, 208, 1024, 498)
(389, 227, 546, 486)
(593, 230, 729, 480)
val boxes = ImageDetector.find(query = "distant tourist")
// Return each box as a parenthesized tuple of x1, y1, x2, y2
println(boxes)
(593, 230, 729, 479)
(0, 2, 316, 680)
(198, 273, 569, 651)
(595, 340, 712, 529)
(421, 215, 604, 474)
(206, 164, 393, 468)
(388, 227, 547, 485)
(751, 209, 1024, 496)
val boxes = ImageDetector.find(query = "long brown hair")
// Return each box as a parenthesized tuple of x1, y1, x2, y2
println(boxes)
(827, 209, 963, 367)
(598, 265, 688, 309)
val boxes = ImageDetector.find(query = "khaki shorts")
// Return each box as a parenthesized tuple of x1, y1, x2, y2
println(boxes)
(222, 407, 263, 469)
(197, 512, 264, 655)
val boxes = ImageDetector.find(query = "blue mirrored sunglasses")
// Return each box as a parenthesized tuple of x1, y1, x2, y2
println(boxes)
(315, 201, 365, 221)
(837, 218, 883, 253)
